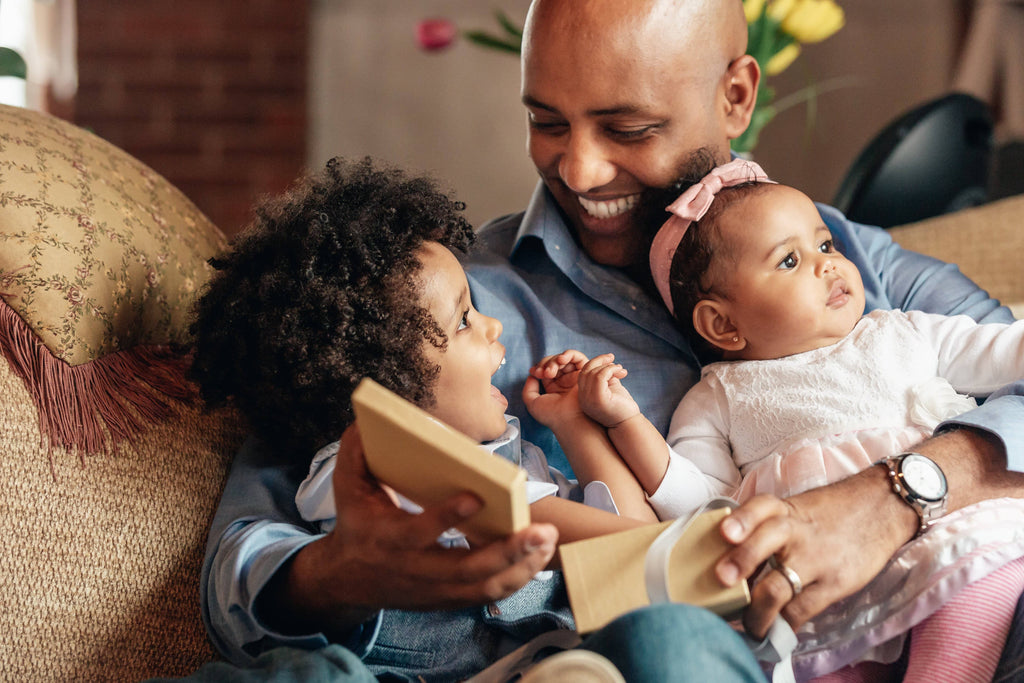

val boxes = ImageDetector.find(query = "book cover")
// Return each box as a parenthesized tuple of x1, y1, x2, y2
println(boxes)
(560, 507, 750, 633)
(351, 377, 530, 539)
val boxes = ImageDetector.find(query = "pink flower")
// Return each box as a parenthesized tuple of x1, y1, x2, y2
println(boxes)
(416, 18, 457, 51)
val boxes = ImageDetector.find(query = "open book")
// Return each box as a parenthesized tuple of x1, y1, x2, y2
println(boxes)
(351, 378, 530, 539)
(560, 506, 751, 633)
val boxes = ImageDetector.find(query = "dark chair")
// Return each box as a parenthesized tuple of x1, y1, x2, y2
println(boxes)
(832, 93, 994, 228)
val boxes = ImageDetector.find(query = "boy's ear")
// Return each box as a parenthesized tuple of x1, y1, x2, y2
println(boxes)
(692, 299, 746, 352)
(721, 54, 760, 140)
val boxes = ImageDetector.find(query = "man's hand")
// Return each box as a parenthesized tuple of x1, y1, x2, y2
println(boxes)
(716, 428, 1023, 639)
(712, 471, 909, 640)
(261, 424, 558, 641)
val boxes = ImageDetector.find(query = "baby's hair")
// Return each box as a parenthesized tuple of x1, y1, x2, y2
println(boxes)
(189, 156, 475, 454)
(667, 180, 775, 360)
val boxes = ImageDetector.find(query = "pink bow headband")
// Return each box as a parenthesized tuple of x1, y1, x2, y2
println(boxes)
(648, 159, 775, 315)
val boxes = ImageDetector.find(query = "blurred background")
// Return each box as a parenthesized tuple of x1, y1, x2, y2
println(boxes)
(1, 0, 1021, 237)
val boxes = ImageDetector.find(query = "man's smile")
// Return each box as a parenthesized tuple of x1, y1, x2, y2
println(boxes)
(578, 194, 640, 219)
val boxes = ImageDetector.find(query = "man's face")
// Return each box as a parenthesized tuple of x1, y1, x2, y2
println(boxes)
(521, 3, 737, 268)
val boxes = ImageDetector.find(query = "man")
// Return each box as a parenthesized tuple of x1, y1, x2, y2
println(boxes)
(200, 0, 1024, 679)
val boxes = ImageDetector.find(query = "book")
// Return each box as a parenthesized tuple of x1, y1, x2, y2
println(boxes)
(351, 377, 530, 539)
(559, 507, 751, 633)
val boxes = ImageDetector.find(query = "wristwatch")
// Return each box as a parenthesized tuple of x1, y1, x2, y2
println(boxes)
(879, 452, 948, 537)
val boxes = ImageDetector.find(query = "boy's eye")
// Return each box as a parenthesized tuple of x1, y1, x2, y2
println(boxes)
(458, 310, 470, 331)
(778, 253, 798, 270)
(819, 239, 835, 254)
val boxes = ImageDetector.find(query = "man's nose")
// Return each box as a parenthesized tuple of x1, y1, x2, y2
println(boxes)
(558, 132, 617, 194)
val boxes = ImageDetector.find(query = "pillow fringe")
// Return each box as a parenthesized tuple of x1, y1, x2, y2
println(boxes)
(0, 298, 197, 471)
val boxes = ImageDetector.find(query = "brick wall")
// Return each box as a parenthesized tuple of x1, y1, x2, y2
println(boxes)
(75, 0, 308, 237)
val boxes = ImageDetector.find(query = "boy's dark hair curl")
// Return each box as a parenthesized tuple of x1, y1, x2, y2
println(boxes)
(189, 157, 475, 454)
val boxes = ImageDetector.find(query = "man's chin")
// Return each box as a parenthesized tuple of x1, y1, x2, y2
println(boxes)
(576, 229, 647, 268)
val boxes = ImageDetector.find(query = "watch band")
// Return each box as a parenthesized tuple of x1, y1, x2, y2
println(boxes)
(879, 452, 948, 538)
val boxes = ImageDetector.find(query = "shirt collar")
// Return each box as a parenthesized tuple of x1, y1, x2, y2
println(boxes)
(480, 414, 522, 467)
(509, 181, 694, 355)
(509, 182, 564, 258)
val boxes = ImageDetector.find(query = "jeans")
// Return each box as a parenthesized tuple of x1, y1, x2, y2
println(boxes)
(581, 603, 765, 682)
(158, 603, 765, 682)
(995, 591, 1024, 683)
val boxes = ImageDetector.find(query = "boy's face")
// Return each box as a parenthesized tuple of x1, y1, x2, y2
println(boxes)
(714, 185, 866, 360)
(416, 242, 510, 443)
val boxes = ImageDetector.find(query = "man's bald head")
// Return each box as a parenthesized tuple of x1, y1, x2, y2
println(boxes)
(519, 0, 759, 268)
(523, 0, 748, 79)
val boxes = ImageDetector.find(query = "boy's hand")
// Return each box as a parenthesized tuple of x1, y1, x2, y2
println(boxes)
(577, 353, 638, 427)
(529, 349, 590, 394)
(523, 349, 590, 428)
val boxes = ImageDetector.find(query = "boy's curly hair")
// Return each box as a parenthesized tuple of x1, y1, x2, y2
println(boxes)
(189, 157, 475, 454)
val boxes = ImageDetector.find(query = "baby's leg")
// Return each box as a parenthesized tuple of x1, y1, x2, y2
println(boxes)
(903, 555, 1024, 683)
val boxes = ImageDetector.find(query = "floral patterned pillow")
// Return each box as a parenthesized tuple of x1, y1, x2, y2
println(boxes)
(0, 103, 230, 454)
(0, 102, 225, 365)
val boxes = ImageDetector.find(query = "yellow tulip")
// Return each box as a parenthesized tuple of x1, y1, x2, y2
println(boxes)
(743, 0, 767, 23)
(781, 0, 845, 43)
(767, 0, 798, 23)
(765, 42, 801, 75)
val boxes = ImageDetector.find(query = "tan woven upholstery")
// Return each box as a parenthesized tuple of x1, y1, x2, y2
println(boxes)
(888, 194, 1024, 315)
(0, 356, 245, 681)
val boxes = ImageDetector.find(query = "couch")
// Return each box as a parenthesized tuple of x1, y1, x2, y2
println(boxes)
(0, 104, 1021, 682)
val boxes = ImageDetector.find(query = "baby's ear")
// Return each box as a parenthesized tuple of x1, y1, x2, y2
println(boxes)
(692, 300, 746, 352)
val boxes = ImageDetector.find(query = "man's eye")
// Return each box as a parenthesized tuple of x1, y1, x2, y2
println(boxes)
(778, 253, 798, 270)
(819, 239, 835, 254)
(608, 125, 658, 140)
(458, 310, 470, 331)
(528, 118, 567, 134)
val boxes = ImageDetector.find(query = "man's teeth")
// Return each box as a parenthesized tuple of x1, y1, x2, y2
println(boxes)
(578, 194, 639, 219)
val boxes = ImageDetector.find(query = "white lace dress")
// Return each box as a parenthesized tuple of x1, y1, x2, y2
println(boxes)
(649, 308, 1024, 678)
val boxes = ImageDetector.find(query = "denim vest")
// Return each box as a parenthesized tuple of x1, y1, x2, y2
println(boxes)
(364, 573, 574, 682)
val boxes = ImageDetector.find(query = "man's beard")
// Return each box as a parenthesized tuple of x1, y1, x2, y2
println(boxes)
(635, 146, 722, 248)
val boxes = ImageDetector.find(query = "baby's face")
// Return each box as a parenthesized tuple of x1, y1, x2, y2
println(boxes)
(415, 242, 510, 443)
(714, 185, 866, 360)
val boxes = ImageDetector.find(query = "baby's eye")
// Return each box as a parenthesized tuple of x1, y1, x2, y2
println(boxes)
(458, 310, 470, 331)
(819, 239, 835, 254)
(778, 253, 798, 270)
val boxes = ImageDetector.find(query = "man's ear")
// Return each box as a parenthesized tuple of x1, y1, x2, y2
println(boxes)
(721, 54, 760, 140)
(693, 299, 746, 352)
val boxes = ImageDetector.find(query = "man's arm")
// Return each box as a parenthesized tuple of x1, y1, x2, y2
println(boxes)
(202, 425, 558, 664)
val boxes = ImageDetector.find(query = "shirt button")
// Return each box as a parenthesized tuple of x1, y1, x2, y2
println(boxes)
(487, 604, 502, 617)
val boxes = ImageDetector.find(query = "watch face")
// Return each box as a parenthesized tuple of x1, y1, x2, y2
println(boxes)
(902, 455, 946, 501)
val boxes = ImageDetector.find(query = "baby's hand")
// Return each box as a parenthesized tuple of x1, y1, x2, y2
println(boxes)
(523, 349, 591, 429)
(577, 354, 638, 427)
